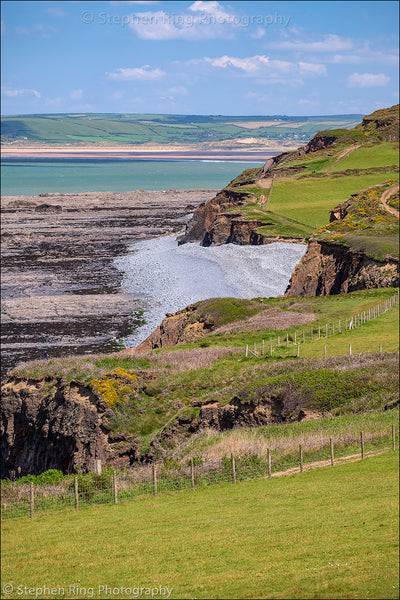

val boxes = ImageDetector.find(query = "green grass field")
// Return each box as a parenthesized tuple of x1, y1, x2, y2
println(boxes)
(327, 142, 399, 171)
(1, 113, 362, 145)
(1, 452, 398, 599)
(265, 172, 398, 227)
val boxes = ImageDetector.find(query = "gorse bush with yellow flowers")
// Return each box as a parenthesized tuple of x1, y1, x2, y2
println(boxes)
(91, 368, 139, 409)
(312, 183, 399, 260)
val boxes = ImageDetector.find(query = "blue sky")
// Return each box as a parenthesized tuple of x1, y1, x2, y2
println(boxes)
(1, 0, 399, 116)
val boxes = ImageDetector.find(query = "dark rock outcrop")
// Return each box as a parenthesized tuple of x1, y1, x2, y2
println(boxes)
(177, 189, 249, 245)
(152, 386, 324, 457)
(0, 376, 139, 477)
(286, 241, 399, 296)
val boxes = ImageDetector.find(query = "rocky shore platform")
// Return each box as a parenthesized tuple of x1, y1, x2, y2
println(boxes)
(1, 189, 217, 378)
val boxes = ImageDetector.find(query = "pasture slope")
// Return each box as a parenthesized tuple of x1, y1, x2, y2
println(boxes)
(1, 452, 399, 599)
(1, 105, 399, 600)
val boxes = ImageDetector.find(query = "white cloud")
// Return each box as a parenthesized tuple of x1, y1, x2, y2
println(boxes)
(347, 72, 390, 87)
(69, 89, 83, 100)
(3, 88, 41, 98)
(107, 66, 166, 80)
(270, 34, 353, 52)
(188, 1, 235, 22)
(127, 2, 240, 40)
(196, 55, 326, 81)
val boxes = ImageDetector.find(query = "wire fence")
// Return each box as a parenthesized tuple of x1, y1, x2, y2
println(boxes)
(1, 425, 397, 521)
(244, 291, 399, 358)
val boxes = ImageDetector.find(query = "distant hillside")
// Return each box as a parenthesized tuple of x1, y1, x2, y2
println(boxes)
(0, 113, 362, 145)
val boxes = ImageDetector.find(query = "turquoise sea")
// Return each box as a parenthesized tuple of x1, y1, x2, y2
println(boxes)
(1, 158, 265, 196)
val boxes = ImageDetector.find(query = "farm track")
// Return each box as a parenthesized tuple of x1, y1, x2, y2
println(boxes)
(270, 448, 388, 479)
(380, 184, 399, 217)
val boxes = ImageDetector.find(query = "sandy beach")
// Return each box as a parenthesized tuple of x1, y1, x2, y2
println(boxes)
(1, 140, 301, 160)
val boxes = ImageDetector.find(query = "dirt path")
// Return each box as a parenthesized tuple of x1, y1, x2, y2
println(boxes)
(271, 449, 388, 479)
(255, 177, 273, 189)
(380, 184, 399, 217)
(332, 144, 360, 164)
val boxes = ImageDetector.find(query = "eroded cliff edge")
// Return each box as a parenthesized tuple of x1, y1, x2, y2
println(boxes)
(178, 105, 399, 296)
(285, 240, 399, 296)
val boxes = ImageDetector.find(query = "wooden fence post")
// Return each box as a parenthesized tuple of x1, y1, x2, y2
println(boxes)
(392, 425, 396, 451)
(267, 448, 271, 478)
(379, 343, 382, 353)
(338, 319, 341, 333)
(113, 472, 118, 504)
(277, 335, 280, 348)
(297, 344, 300, 358)
(330, 438, 334, 466)
(231, 454, 236, 484)
(74, 476, 79, 510)
(325, 323, 328, 337)
(310, 328, 313, 340)
(152, 465, 157, 496)
(324, 344, 327, 359)
(303, 331, 305, 343)
(294, 332, 297, 345)
(360, 432, 364, 459)
(269, 339, 272, 356)
(190, 457, 195, 490)
(30, 482, 34, 519)
(299, 444, 303, 473)
(245, 345, 248, 358)
(349, 343, 352, 356)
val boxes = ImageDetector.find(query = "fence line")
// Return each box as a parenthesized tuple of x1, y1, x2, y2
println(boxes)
(1, 426, 397, 521)
(244, 291, 399, 358)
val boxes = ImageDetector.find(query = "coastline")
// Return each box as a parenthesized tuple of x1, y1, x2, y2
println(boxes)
(1, 141, 301, 160)
(0, 189, 216, 378)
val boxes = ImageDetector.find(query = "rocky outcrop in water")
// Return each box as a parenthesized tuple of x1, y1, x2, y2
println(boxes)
(285, 241, 399, 296)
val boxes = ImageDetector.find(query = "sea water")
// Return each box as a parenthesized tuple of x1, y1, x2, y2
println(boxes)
(1, 158, 264, 196)
(115, 235, 307, 347)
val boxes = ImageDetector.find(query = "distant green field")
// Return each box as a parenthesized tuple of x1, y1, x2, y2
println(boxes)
(1, 113, 363, 145)
(1, 452, 398, 599)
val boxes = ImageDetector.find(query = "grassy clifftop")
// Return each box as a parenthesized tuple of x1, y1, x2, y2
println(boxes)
(222, 105, 399, 260)
(6, 288, 399, 461)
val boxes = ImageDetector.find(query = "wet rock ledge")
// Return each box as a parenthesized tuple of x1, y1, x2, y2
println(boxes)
(1, 189, 217, 377)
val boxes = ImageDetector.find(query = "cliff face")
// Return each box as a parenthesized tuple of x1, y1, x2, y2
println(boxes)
(177, 189, 249, 245)
(137, 305, 213, 350)
(286, 241, 399, 296)
(178, 188, 305, 247)
(0, 376, 139, 477)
